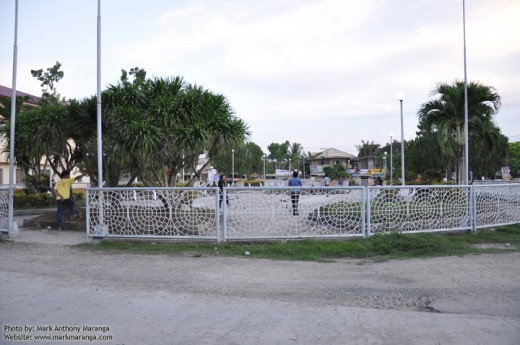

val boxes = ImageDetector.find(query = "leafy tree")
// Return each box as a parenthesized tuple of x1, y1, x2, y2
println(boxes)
(0, 102, 78, 193)
(212, 141, 264, 179)
(471, 132, 508, 180)
(30, 61, 64, 103)
(266, 141, 304, 172)
(508, 142, 520, 178)
(418, 80, 501, 184)
(0, 94, 31, 123)
(356, 140, 380, 157)
(323, 163, 347, 180)
(406, 132, 449, 183)
(1, 62, 81, 193)
(267, 141, 290, 168)
(90, 69, 249, 186)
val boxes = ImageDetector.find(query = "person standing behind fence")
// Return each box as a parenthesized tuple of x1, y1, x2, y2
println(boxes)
(324, 174, 331, 187)
(323, 173, 331, 197)
(218, 174, 230, 208)
(288, 170, 302, 216)
(54, 170, 85, 230)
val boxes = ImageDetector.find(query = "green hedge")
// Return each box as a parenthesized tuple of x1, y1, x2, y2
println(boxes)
(13, 190, 85, 209)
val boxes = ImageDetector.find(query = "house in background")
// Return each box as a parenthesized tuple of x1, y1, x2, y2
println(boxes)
(0, 84, 41, 107)
(308, 148, 358, 177)
(357, 155, 382, 170)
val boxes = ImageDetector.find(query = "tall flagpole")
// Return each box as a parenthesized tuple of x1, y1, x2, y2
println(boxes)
(8, 0, 19, 236)
(463, 0, 469, 184)
(96, 0, 105, 235)
(97, 0, 103, 188)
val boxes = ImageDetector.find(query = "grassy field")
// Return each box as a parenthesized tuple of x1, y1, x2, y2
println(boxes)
(75, 224, 520, 262)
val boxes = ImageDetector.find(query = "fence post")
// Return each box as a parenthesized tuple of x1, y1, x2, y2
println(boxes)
(216, 188, 221, 242)
(470, 184, 476, 231)
(364, 186, 370, 238)
(222, 188, 227, 242)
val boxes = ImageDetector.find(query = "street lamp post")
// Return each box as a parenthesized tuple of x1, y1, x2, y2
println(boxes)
(231, 149, 235, 187)
(397, 92, 406, 186)
(383, 152, 387, 181)
(263, 154, 266, 184)
(302, 156, 305, 179)
(389, 133, 393, 185)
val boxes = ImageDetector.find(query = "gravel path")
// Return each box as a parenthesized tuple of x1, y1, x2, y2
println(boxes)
(1, 231, 520, 344)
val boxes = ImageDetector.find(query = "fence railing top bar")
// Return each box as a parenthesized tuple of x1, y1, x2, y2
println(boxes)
(86, 186, 364, 192)
(474, 183, 520, 187)
(226, 186, 364, 190)
(368, 185, 472, 189)
(87, 186, 220, 192)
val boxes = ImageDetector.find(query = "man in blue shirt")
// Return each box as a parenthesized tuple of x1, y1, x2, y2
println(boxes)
(288, 170, 302, 216)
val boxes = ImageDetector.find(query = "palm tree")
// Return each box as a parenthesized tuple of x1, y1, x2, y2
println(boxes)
(288, 142, 304, 171)
(355, 140, 380, 158)
(418, 81, 501, 184)
(97, 73, 249, 186)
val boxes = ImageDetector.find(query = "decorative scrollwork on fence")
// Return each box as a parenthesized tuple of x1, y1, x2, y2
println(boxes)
(475, 185, 520, 227)
(88, 188, 218, 238)
(368, 187, 471, 233)
(86, 184, 520, 241)
(223, 187, 364, 239)
(0, 189, 9, 231)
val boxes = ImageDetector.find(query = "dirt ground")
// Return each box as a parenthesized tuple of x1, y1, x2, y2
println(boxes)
(1, 230, 520, 345)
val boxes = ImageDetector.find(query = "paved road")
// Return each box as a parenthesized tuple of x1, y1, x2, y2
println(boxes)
(1, 228, 519, 345)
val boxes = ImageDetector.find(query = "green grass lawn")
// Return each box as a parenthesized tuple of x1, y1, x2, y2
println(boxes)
(75, 224, 520, 262)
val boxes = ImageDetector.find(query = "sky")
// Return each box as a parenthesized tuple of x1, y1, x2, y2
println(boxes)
(1, 0, 519, 156)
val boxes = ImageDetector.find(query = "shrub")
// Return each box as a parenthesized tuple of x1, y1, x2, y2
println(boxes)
(13, 193, 55, 209)
(12, 190, 85, 209)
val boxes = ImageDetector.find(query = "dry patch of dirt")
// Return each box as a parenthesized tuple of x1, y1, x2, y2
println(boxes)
(471, 243, 514, 250)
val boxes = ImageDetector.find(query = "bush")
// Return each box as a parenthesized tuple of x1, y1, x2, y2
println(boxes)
(13, 190, 85, 209)
(13, 193, 55, 209)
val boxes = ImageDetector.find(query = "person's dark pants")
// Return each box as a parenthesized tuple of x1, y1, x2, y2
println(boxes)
(219, 194, 229, 208)
(56, 198, 75, 228)
(290, 192, 299, 216)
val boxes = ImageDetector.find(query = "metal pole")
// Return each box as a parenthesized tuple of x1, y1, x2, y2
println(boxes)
(96, 0, 103, 188)
(302, 155, 305, 179)
(96, 0, 105, 236)
(231, 149, 235, 186)
(383, 153, 387, 180)
(463, 0, 469, 185)
(263, 154, 266, 183)
(8, 0, 19, 236)
(389, 135, 393, 185)
(399, 99, 405, 186)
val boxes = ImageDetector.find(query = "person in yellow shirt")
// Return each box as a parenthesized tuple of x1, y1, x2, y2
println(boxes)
(54, 170, 85, 230)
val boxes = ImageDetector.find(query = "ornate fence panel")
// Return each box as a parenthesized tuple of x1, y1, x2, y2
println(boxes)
(222, 186, 365, 240)
(367, 185, 472, 235)
(86, 184, 519, 242)
(87, 187, 220, 240)
(474, 183, 520, 229)
(0, 187, 9, 233)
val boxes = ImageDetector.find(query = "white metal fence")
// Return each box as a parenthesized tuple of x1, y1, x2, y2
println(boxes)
(0, 187, 9, 232)
(86, 184, 520, 241)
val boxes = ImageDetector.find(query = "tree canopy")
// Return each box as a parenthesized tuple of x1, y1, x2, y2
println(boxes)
(418, 80, 503, 183)
(1, 65, 250, 190)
